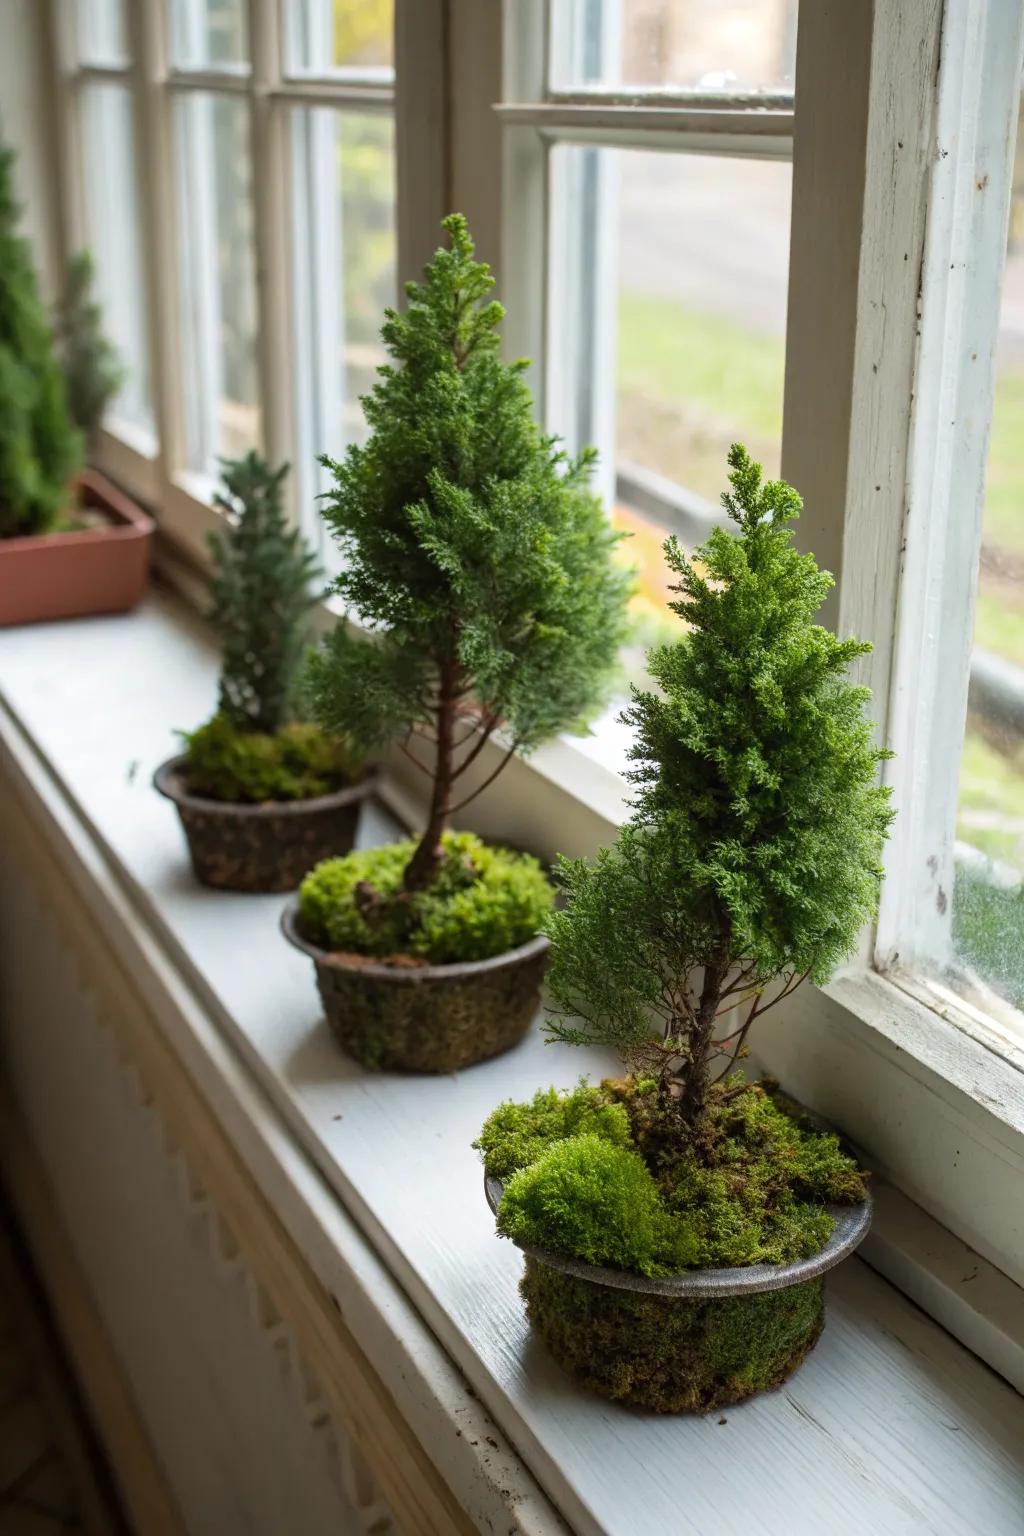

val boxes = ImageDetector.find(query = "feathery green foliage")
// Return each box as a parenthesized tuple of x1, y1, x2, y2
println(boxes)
(306, 214, 632, 893)
(545, 445, 894, 1130)
(0, 141, 81, 538)
(297, 830, 553, 964)
(207, 452, 322, 735)
(54, 251, 125, 446)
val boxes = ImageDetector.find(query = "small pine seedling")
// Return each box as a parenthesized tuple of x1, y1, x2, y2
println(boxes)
(306, 213, 632, 892)
(208, 452, 323, 735)
(545, 445, 895, 1135)
(55, 250, 125, 447)
(0, 139, 81, 538)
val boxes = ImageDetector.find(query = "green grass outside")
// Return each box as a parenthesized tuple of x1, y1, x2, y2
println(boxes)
(981, 368, 1024, 558)
(973, 585, 1024, 664)
(618, 290, 785, 443)
(957, 733, 1024, 863)
(617, 290, 785, 505)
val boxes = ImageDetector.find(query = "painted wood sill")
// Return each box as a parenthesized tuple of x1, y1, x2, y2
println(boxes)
(0, 591, 1022, 1536)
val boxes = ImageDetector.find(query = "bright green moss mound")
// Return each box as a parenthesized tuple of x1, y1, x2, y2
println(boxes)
(500, 1136, 700, 1276)
(521, 1257, 825, 1412)
(476, 1077, 866, 1273)
(182, 714, 360, 804)
(297, 830, 554, 965)
(475, 1083, 630, 1183)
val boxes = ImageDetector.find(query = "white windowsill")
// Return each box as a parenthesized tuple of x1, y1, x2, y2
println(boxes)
(1, 590, 1023, 1534)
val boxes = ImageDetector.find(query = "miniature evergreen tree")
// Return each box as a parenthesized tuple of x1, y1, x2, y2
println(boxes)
(208, 452, 322, 734)
(306, 214, 631, 892)
(55, 250, 125, 447)
(545, 445, 895, 1134)
(180, 453, 358, 806)
(0, 141, 81, 538)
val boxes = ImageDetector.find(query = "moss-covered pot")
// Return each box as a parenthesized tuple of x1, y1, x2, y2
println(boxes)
(154, 755, 376, 893)
(485, 1173, 871, 1413)
(280, 898, 549, 1072)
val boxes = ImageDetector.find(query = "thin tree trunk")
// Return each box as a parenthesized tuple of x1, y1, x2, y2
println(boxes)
(674, 919, 732, 1128)
(402, 655, 459, 892)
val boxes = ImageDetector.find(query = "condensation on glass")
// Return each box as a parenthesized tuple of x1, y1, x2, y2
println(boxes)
(76, 0, 128, 63)
(169, 0, 249, 69)
(949, 95, 1024, 1033)
(80, 83, 154, 438)
(549, 0, 798, 95)
(289, 107, 396, 560)
(286, 0, 394, 74)
(174, 92, 260, 475)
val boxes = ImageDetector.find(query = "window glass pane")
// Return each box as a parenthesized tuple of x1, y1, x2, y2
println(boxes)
(287, 0, 394, 74)
(169, 0, 248, 68)
(550, 146, 790, 772)
(77, 0, 128, 63)
(550, 0, 798, 94)
(80, 83, 154, 439)
(953, 98, 1024, 1021)
(290, 108, 396, 559)
(174, 93, 260, 475)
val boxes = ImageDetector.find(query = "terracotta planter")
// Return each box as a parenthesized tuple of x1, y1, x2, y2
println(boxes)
(281, 898, 549, 1072)
(484, 1173, 872, 1414)
(154, 756, 377, 893)
(0, 469, 154, 627)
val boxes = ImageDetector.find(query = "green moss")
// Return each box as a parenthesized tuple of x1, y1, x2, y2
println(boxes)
(182, 714, 360, 804)
(479, 1075, 866, 1276)
(611, 1076, 864, 1267)
(498, 1135, 701, 1277)
(521, 1257, 824, 1413)
(297, 830, 554, 964)
(474, 1082, 631, 1182)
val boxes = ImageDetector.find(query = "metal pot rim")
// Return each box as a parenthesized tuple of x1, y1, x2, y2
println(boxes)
(153, 753, 376, 818)
(280, 894, 550, 982)
(484, 1172, 872, 1297)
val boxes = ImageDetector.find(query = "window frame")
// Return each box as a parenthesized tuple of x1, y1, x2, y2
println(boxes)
(497, 0, 1024, 1292)
(50, 0, 442, 567)
(47, 0, 1024, 1293)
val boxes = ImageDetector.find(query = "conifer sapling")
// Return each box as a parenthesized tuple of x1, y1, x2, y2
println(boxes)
(182, 452, 356, 804)
(545, 445, 895, 1135)
(0, 140, 81, 538)
(306, 214, 631, 898)
(55, 250, 125, 448)
(208, 453, 321, 734)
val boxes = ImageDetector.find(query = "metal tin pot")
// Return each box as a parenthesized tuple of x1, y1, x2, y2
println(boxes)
(484, 1169, 872, 1413)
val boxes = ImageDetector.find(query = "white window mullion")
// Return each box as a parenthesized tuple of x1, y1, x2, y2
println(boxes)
(133, 1, 187, 486)
(780, 0, 942, 967)
(500, 0, 548, 411)
(393, 0, 447, 294)
(310, 109, 344, 501)
(877, 0, 1024, 979)
(288, 104, 344, 553)
(545, 0, 619, 506)
(175, 91, 221, 477)
(248, 0, 292, 479)
(287, 111, 316, 539)
(49, 0, 86, 269)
